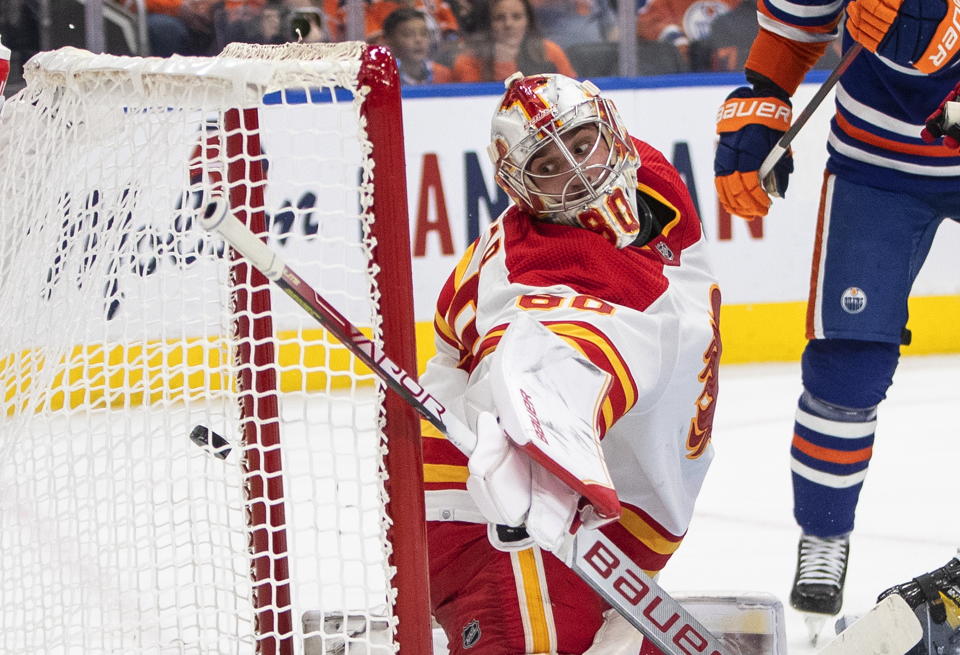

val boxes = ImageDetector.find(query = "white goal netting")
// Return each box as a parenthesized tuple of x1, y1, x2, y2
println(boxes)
(0, 43, 423, 654)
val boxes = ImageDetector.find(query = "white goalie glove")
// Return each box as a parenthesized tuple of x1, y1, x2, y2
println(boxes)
(465, 312, 622, 555)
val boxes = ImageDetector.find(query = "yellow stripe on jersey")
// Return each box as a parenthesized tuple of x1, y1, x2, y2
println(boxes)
(620, 507, 683, 556)
(638, 183, 681, 237)
(453, 241, 478, 288)
(423, 463, 468, 484)
(472, 325, 509, 363)
(434, 308, 459, 346)
(547, 323, 636, 412)
(422, 420, 446, 440)
(511, 548, 557, 653)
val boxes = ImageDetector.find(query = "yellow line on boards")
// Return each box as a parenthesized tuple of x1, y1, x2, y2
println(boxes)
(3, 296, 957, 414)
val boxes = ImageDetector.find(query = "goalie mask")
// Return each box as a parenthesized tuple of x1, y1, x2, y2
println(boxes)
(488, 73, 646, 248)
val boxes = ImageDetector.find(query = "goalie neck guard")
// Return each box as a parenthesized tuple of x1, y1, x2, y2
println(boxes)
(487, 72, 645, 248)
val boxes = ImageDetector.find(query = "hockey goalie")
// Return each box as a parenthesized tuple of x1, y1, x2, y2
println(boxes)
(419, 72, 722, 655)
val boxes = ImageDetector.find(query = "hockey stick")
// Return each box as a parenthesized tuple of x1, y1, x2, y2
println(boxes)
(759, 43, 863, 198)
(198, 199, 737, 655)
(200, 200, 922, 655)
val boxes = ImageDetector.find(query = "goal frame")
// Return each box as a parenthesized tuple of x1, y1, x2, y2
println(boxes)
(225, 46, 432, 654)
(0, 42, 431, 655)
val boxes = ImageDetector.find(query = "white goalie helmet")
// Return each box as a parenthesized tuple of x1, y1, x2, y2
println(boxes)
(487, 72, 646, 248)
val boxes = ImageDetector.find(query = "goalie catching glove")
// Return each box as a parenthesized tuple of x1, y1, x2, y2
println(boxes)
(714, 82, 794, 219)
(466, 312, 621, 555)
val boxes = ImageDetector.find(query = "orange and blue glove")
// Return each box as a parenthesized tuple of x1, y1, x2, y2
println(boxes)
(714, 84, 793, 220)
(921, 80, 960, 150)
(847, 0, 960, 74)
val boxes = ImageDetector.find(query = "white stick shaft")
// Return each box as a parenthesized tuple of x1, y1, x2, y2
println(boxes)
(201, 198, 284, 280)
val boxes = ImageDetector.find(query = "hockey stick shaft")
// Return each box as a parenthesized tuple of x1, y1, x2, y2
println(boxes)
(200, 198, 477, 455)
(759, 43, 863, 197)
(200, 201, 737, 655)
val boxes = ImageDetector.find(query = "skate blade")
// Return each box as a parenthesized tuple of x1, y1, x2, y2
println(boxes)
(803, 613, 828, 646)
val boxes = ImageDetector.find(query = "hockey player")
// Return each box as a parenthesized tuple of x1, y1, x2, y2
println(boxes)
(713, 0, 960, 638)
(421, 72, 721, 655)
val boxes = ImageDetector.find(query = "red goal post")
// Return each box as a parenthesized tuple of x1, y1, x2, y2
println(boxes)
(0, 42, 431, 654)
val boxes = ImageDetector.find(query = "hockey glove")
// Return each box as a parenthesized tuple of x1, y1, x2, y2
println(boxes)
(466, 313, 621, 555)
(846, 0, 960, 73)
(466, 411, 610, 554)
(921, 82, 960, 150)
(715, 85, 793, 219)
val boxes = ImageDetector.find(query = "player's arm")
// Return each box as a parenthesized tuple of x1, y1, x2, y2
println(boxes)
(714, 3, 840, 219)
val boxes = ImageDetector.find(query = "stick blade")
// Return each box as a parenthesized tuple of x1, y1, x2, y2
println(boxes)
(817, 594, 922, 655)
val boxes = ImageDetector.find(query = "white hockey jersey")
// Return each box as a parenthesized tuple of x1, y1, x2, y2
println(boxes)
(422, 139, 720, 575)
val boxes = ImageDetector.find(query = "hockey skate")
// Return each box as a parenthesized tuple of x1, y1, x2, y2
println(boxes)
(790, 533, 849, 645)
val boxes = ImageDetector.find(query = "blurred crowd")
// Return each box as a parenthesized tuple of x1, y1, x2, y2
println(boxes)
(1, 0, 843, 90)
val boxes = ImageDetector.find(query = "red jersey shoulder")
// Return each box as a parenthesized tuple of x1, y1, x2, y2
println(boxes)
(498, 206, 669, 313)
(631, 137, 703, 249)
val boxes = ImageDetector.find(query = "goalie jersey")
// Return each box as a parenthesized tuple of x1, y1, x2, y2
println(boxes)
(421, 138, 720, 576)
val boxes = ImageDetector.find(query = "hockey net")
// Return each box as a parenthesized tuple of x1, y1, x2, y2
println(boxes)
(0, 43, 429, 654)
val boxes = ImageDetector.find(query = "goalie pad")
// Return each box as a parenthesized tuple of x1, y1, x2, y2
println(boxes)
(491, 312, 620, 522)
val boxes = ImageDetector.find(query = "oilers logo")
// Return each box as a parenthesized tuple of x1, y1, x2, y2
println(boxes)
(841, 287, 867, 314)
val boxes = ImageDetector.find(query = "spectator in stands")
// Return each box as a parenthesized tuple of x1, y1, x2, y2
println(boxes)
(340, 0, 460, 45)
(221, 0, 286, 44)
(0, 0, 39, 92)
(687, 0, 754, 71)
(686, 0, 841, 72)
(449, 0, 480, 33)
(147, 0, 219, 56)
(221, 0, 329, 47)
(635, 0, 738, 70)
(286, 0, 331, 42)
(530, 0, 617, 50)
(451, 0, 576, 82)
(383, 7, 453, 84)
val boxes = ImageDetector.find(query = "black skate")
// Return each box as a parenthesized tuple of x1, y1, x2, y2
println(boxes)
(790, 534, 849, 644)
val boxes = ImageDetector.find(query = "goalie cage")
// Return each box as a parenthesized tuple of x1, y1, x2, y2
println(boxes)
(0, 43, 432, 654)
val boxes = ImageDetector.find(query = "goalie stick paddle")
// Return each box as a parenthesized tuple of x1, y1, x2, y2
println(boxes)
(200, 200, 919, 655)
(759, 43, 863, 198)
